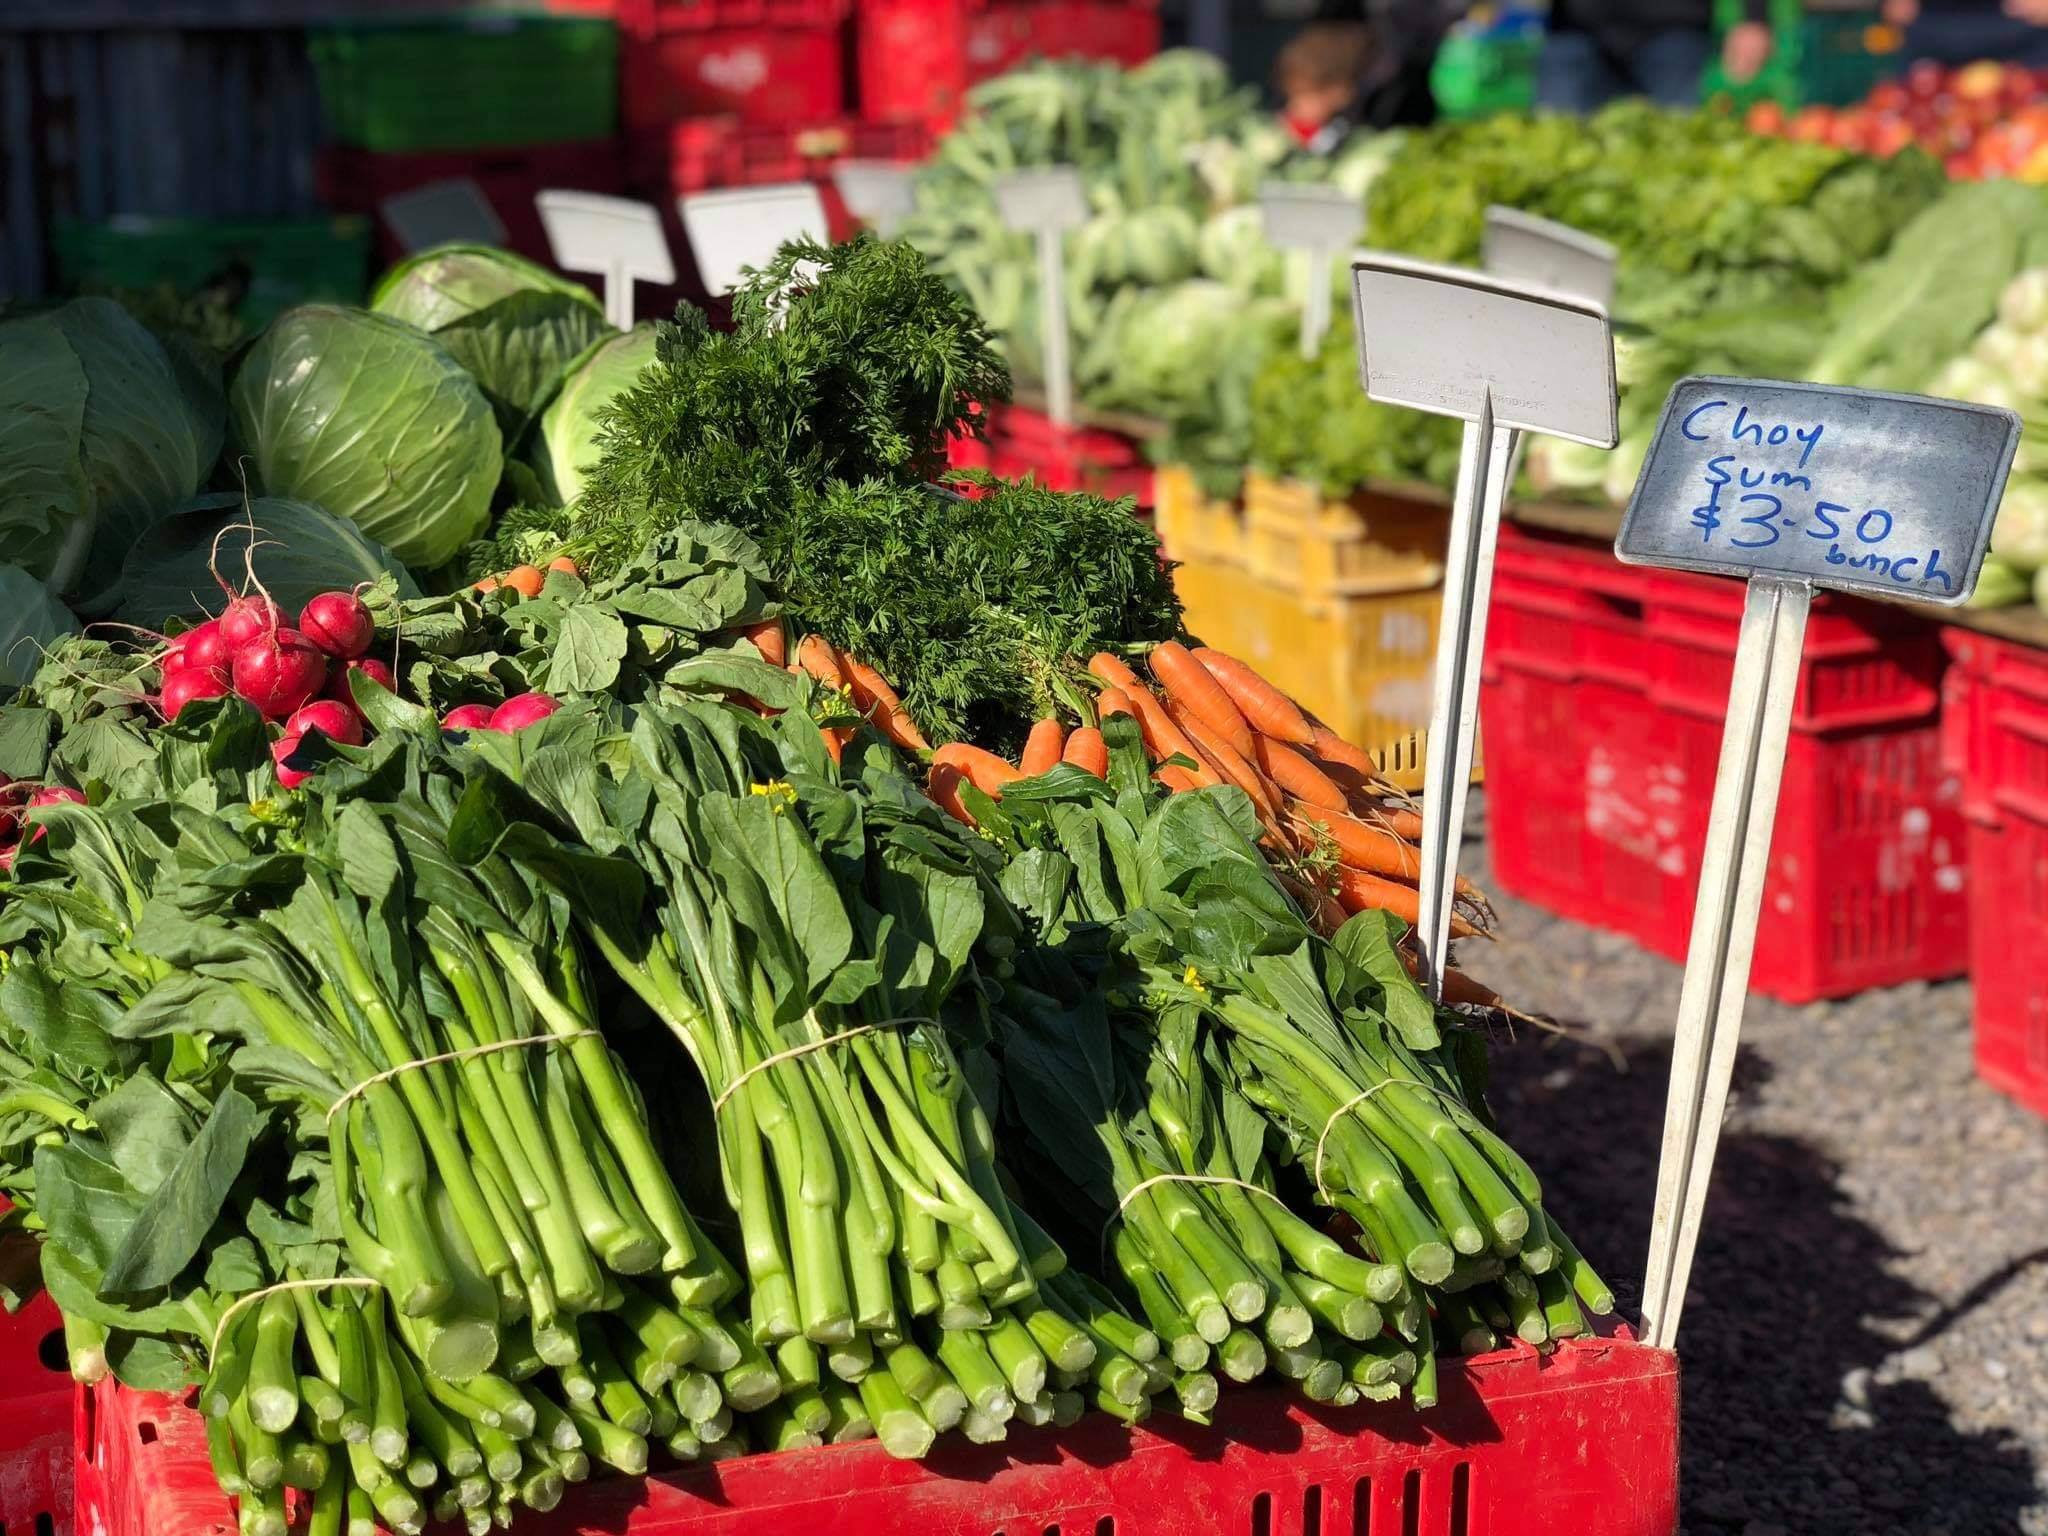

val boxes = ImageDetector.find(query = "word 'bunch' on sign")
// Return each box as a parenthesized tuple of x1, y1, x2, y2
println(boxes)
(1617, 377, 2020, 606)
(1679, 398, 1954, 593)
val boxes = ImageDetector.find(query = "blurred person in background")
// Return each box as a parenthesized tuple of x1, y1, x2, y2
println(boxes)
(1883, 0, 2048, 67)
(1287, 0, 1458, 137)
(1538, 0, 1774, 108)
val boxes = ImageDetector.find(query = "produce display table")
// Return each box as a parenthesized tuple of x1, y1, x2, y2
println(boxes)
(73, 1339, 1678, 1536)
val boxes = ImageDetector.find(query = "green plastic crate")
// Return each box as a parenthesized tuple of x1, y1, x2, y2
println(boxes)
(1703, 1, 1897, 109)
(52, 215, 372, 327)
(1431, 26, 1542, 120)
(308, 16, 618, 152)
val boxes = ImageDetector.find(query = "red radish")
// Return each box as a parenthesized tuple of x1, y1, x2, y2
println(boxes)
(232, 628, 328, 720)
(442, 703, 498, 732)
(219, 594, 284, 649)
(161, 667, 231, 719)
(327, 656, 396, 705)
(167, 620, 231, 681)
(286, 699, 365, 747)
(489, 693, 560, 732)
(23, 785, 85, 845)
(271, 735, 312, 790)
(299, 592, 375, 660)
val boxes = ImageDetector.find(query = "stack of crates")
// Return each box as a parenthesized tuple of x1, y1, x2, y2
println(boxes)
(308, 15, 624, 268)
(1941, 626, 2048, 1118)
(1482, 522, 1967, 1005)
(617, 0, 934, 278)
(855, 0, 1161, 134)
(1154, 466, 1447, 757)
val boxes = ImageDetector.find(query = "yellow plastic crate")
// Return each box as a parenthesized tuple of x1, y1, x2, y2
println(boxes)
(1155, 466, 1445, 757)
(1242, 472, 1448, 597)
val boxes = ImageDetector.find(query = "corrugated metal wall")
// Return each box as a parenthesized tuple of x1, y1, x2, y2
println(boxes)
(0, 27, 324, 300)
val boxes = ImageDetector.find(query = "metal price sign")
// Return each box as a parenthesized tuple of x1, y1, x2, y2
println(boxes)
(1617, 378, 2017, 605)
(679, 183, 829, 298)
(536, 191, 674, 329)
(832, 161, 917, 238)
(380, 178, 505, 254)
(1351, 254, 1617, 997)
(993, 167, 1090, 427)
(1625, 377, 2016, 1352)
(1257, 181, 1362, 359)
(1482, 206, 1618, 310)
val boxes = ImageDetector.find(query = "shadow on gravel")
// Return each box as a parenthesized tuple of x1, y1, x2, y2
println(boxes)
(1484, 1022, 2041, 1535)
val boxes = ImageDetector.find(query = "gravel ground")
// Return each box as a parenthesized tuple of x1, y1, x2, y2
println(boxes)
(1455, 799, 2048, 1536)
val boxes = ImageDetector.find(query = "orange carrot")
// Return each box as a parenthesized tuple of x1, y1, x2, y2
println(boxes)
(473, 576, 501, 594)
(1155, 764, 1204, 794)
(1098, 687, 1138, 721)
(1290, 802, 1422, 882)
(1308, 722, 1385, 783)
(796, 635, 847, 690)
(1335, 867, 1481, 938)
(1149, 640, 1255, 758)
(1192, 649, 1313, 745)
(840, 649, 931, 752)
(1020, 718, 1066, 776)
(742, 619, 789, 669)
(1169, 702, 1283, 824)
(548, 556, 581, 577)
(503, 565, 546, 598)
(1087, 652, 1143, 691)
(1253, 737, 1348, 813)
(1115, 678, 1219, 787)
(932, 742, 1022, 798)
(1352, 801, 1425, 842)
(1062, 726, 1108, 778)
(929, 763, 975, 825)
(1396, 947, 1503, 1009)
(1287, 875, 1348, 935)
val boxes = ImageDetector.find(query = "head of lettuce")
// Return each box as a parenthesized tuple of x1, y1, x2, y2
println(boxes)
(228, 305, 502, 571)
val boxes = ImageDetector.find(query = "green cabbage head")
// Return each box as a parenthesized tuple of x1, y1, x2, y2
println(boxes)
(229, 305, 502, 570)
(530, 326, 659, 506)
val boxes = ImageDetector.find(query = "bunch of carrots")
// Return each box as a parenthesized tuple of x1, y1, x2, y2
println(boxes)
(729, 622, 1499, 1009)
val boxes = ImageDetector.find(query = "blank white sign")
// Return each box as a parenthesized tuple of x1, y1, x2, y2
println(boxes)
(381, 179, 505, 254)
(1483, 206, 1618, 309)
(680, 183, 828, 296)
(536, 191, 675, 285)
(991, 168, 1089, 232)
(1351, 254, 1618, 447)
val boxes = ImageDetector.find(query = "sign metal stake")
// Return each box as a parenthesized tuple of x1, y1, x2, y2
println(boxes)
(1351, 254, 1618, 995)
(536, 190, 675, 329)
(1617, 376, 2018, 1348)
(992, 168, 1089, 428)
(1259, 182, 1362, 359)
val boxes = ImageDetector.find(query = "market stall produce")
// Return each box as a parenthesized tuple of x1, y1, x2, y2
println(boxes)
(896, 50, 1393, 475)
(1745, 58, 2048, 179)
(0, 234, 1617, 1534)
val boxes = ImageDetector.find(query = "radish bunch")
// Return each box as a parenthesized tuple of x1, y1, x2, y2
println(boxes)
(0, 780, 87, 872)
(152, 585, 562, 792)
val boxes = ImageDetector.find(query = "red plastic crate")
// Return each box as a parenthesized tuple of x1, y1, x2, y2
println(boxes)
(1, 1287, 76, 1536)
(963, 2, 1161, 82)
(954, 402, 1154, 507)
(79, 1339, 1676, 1536)
(1967, 813, 2048, 1116)
(855, 0, 971, 127)
(1482, 523, 1967, 1003)
(1943, 627, 2048, 1116)
(618, 0, 848, 32)
(315, 141, 625, 269)
(622, 26, 846, 130)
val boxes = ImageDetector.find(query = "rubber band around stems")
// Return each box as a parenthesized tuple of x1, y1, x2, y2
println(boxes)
(323, 1032, 596, 1128)
(210, 1276, 382, 1360)
(708, 1017, 929, 1115)
(1310, 1077, 1463, 1204)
